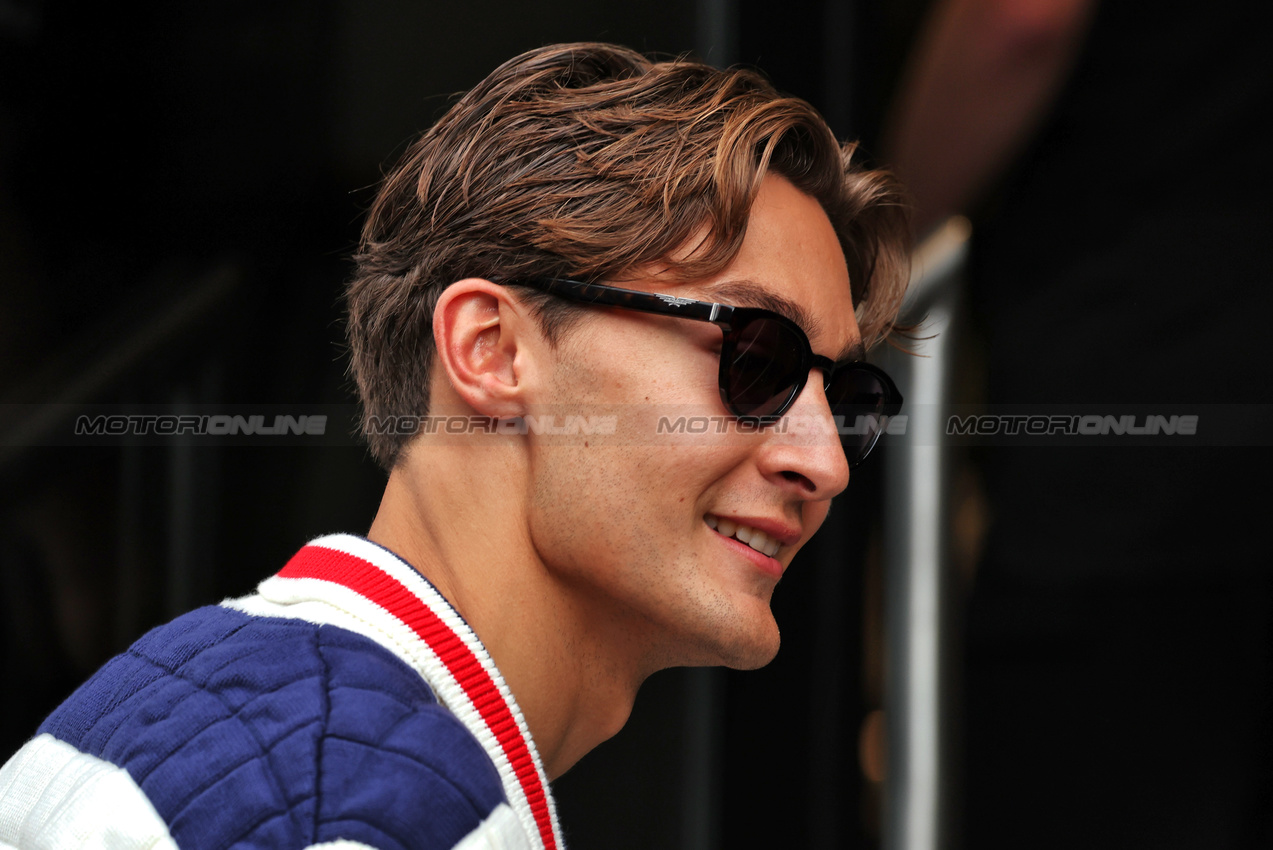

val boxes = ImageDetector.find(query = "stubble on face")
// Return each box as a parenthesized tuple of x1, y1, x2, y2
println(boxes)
(522, 175, 857, 676)
(521, 327, 786, 674)
(527, 442, 785, 673)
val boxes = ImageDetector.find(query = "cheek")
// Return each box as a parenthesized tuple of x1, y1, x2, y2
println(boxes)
(527, 445, 652, 576)
(526, 442, 724, 578)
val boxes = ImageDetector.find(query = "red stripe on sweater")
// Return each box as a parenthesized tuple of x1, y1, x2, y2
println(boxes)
(277, 544, 557, 850)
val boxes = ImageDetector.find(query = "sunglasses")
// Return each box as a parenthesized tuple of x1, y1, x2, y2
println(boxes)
(511, 278, 902, 467)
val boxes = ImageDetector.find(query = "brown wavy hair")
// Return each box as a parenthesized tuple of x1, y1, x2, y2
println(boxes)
(347, 42, 910, 470)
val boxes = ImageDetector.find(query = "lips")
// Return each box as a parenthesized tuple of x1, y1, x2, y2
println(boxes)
(704, 514, 783, 558)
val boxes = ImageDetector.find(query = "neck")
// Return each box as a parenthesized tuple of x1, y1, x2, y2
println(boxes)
(367, 434, 648, 779)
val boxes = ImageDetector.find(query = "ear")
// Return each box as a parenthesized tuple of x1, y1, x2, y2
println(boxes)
(432, 279, 538, 417)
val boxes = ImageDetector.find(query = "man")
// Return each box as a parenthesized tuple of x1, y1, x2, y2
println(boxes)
(0, 42, 909, 849)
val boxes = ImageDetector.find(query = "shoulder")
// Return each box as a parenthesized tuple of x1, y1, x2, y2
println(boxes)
(9, 605, 507, 849)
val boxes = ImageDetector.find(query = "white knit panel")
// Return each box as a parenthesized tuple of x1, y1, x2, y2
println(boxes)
(221, 533, 562, 850)
(312, 535, 561, 850)
(453, 804, 533, 850)
(0, 734, 177, 850)
(223, 576, 443, 703)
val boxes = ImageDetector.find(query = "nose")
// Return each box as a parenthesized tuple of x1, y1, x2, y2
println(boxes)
(755, 368, 851, 499)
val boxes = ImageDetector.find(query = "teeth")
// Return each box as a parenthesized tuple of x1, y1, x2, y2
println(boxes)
(706, 515, 782, 558)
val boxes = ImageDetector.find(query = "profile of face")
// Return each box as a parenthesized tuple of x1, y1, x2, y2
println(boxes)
(524, 174, 861, 672)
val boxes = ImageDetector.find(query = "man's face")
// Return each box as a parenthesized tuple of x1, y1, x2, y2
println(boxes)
(525, 174, 860, 671)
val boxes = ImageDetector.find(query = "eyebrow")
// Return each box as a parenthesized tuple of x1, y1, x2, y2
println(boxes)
(703, 279, 866, 363)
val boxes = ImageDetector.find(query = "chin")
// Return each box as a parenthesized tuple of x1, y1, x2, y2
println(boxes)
(720, 638, 780, 671)
(703, 615, 781, 671)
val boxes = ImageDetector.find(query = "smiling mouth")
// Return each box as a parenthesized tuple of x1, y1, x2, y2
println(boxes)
(705, 514, 782, 558)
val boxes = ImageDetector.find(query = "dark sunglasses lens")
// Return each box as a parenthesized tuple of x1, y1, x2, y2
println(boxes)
(826, 367, 890, 465)
(724, 318, 807, 417)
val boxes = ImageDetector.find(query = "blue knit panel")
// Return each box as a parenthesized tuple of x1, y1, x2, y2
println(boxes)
(39, 605, 508, 849)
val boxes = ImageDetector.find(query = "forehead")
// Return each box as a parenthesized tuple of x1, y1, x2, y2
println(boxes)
(693, 176, 861, 360)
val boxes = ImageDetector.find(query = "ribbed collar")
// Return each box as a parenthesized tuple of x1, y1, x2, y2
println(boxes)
(225, 533, 563, 850)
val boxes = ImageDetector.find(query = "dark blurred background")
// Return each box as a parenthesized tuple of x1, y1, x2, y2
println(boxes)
(880, 0, 1273, 848)
(6, 1, 1273, 849)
